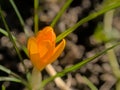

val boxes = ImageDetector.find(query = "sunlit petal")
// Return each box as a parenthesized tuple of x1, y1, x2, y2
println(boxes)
(47, 39, 66, 64)
(27, 37, 39, 54)
(30, 53, 42, 70)
(38, 40, 53, 58)
(36, 26, 56, 43)
(27, 26, 66, 71)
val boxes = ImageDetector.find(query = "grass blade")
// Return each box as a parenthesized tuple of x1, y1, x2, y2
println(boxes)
(82, 76, 98, 90)
(0, 64, 23, 80)
(34, 0, 39, 34)
(0, 7, 27, 73)
(0, 28, 28, 57)
(41, 42, 120, 88)
(2, 85, 6, 90)
(0, 28, 16, 40)
(0, 28, 8, 36)
(50, 0, 73, 27)
(56, 0, 120, 43)
(9, 0, 28, 36)
(0, 65, 30, 89)
(0, 65, 11, 74)
(0, 77, 21, 83)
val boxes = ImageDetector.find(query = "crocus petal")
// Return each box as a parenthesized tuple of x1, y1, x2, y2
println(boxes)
(38, 40, 54, 58)
(29, 53, 42, 70)
(46, 39, 66, 65)
(36, 26, 56, 44)
(27, 37, 39, 55)
(36, 39, 66, 71)
(27, 26, 66, 71)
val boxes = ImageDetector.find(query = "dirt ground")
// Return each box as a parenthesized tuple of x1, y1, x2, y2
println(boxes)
(0, 0, 120, 90)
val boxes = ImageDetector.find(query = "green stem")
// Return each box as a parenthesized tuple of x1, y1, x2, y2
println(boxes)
(41, 42, 120, 88)
(0, 7, 28, 74)
(34, 0, 39, 34)
(104, 9, 120, 90)
(2, 85, 6, 90)
(105, 43, 120, 78)
(0, 64, 30, 89)
(9, 0, 28, 36)
(116, 80, 120, 90)
(30, 67, 42, 90)
(0, 28, 16, 40)
(82, 76, 98, 90)
(56, 1, 120, 43)
(104, 10, 120, 79)
(50, 0, 73, 27)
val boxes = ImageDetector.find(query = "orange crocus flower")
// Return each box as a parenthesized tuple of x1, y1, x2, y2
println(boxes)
(27, 26, 66, 71)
